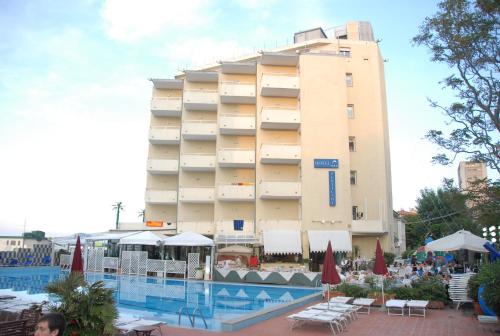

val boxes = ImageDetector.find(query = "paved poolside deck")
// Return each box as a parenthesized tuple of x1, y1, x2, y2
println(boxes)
(153, 302, 499, 336)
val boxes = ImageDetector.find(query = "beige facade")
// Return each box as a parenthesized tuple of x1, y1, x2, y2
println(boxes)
(458, 161, 487, 191)
(136, 21, 395, 258)
(0, 236, 51, 251)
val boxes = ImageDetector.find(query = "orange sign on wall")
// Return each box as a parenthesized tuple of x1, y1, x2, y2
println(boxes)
(146, 221, 163, 227)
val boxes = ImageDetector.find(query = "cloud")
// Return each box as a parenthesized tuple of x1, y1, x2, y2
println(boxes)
(100, 0, 214, 42)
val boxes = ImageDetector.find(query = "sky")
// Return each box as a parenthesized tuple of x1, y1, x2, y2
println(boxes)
(0, 0, 493, 236)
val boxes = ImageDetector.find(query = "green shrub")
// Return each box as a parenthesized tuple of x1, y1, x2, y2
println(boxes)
(394, 287, 418, 300)
(467, 274, 480, 301)
(336, 282, 368, 298)
(412, 276, 448, 302)
(474, 262, 500, 313)
(384, 252, 396, 266)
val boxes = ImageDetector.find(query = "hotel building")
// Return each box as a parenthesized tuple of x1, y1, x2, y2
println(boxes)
(129, 21, 397, 259)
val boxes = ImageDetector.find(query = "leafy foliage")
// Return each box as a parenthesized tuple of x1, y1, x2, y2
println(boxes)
(394, 276, 449, 302)
(46, 273, 118, 336)
(465, 179, 500, 227)
(413, 0, 500, 173)
(336, 282, 369, 298)
(383, 252, 396, 266)
(474, 262, 500, 312)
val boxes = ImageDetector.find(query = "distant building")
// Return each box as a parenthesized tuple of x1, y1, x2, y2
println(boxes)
(458, 161, 487, 191)
(0, 235, 51, 252)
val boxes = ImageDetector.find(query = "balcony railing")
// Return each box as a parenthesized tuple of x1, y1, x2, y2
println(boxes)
(148, 126, 181, 145)
(145, 189, 178, 205)
(179, 187, 215, 203)
(181, 121, 217, 141)
(260, 144, 301, 164)
(180, 153, 216, 171)
(183, 89, 218, 111)
(219, 114, 256, 135)
(218, 149, 255, 168)
(219, 81, 256, 104)
(217, 183, 255, 202)
(150, 97, 182, 117)
(147, 159, 179, 175)
(261, 73, 299, 98)
(261, 107, 300, 130)
(259, 180, 301, 199)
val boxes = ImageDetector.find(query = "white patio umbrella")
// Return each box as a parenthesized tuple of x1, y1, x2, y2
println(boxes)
(425, 230, 490, 253)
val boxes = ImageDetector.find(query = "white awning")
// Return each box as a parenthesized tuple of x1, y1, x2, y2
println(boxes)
(218, 245, 253, 254)
(425, 230, 490, 252)
(263, 230, 302, 255)
(163, 231, 214, 246)
(307, 230, 352, 253)
(118, 231, 166, 246)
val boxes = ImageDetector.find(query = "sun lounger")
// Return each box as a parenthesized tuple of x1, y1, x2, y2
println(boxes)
(308, 303, 355, 323)
(329, 296, 353, 304)
(386, 299, 407, 316)
(115, 319, 165, 336)
(407, 300, 429, 317)
(353, 298, 375, 314)
(288, 310, 344, 335)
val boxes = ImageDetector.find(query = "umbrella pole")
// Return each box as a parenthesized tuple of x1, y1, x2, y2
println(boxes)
(381, 275, 385, 306)
(327, 283, 330, 309)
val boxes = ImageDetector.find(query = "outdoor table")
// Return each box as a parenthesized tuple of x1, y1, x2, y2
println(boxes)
(386, 299, 407, 316)
(407, 300, 429, 317)
(133, 325, 160, 336)
(352, 298, 375, 314)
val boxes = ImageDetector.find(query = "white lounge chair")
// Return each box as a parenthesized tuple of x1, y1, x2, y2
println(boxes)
(386, 299, 407, 316)
(407, 300, 429, 317)
(329, 296, 353, 304)
(353, 298, 375, 314)
(288, 310, 344, 335)
(449, 273, 474, 310)
(309, 303, 357, 322)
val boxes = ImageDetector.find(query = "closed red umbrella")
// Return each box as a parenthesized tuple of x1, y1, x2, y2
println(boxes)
(373, 239, 388, 305)
(70, 236, 84, 274)
(322, 240, 341, 306)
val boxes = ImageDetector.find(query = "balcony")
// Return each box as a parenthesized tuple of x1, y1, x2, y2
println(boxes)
(261, 107, 300, 130)
(185, 70, 218, 83)
(259, 181, 301, 199)
(218, 149, 255, 168)
(179, 187, 215, 203)
(219, 82, 256, 104)
(260, 144, 301, 164)
(260, 52, 299, 66)
(219, 114, 255, 135)
(148, 126, 181, 145)
(145, 189, 178, 205)
(183, 90, 218, 111)
(150, 97, 182, 117)
(261, 74, 299, 97)
(181, 121, 217, 141)
(178, 221, 215, 235)
(351, 220, 386, 235)
(220, 62, 256, 74)
(150, 78, 183, 90)
(217, 184, 255, 202)
(147, 159, 179, 175)
(180, 154, 216, 171)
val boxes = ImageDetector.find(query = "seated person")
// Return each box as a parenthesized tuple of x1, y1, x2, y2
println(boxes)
(35, 313, 66, 336)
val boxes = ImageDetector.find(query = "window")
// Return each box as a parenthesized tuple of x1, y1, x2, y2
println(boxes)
(339, 48, 351, 56)
(346, 73, 353, 87)
(17, 241, 21, 245)
(10, 240, 16, 245)
(352, 206, 358, 220)
(5, 240, 8, 245)
(349, 136, 356, 152)
(350, 170, 357, 185)
(347, 104, 354, 119)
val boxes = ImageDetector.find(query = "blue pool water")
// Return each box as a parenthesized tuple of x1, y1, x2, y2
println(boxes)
(0, 267, 320, 330)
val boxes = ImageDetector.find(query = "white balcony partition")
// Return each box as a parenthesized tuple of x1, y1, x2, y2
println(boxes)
(150, 97, 182, 117)
(218, 149, 255, 168)
(217, 184, 255, 202)
(180, 154, 216, 171)
(148, 126, 181, 145)
(351, 220, 386, 235)
(260, 144, 301, 164)
(261, 107, 300, 130)
(183, 90, 218, 111)
(219, 114, 256, 135)
(179, 187, 215, 203)
(147, 159, 179, 174)
(145, 189, 178, 204)
(219, 82, 256, 104)
(181, 121, 217, 141)
(259, 181, 301, 199)
(261, 74, 299, 97)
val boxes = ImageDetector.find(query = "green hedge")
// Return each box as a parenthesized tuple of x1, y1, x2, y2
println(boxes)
(394, 276, 448, 303)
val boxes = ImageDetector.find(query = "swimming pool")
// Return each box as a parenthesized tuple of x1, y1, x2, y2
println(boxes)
(0, 267, 321, 331)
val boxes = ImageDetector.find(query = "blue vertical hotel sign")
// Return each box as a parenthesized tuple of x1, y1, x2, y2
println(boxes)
(329, 171, 336, 206)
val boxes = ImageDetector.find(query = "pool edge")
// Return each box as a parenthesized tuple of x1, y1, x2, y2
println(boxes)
(220, 291, 322, 332)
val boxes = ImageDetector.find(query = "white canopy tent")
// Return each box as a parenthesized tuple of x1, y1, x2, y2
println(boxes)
(425, 230, 490, 253)
(86, 231, 140, 242)
(162, 231, 214, 246)
(118, 231, 166, 246)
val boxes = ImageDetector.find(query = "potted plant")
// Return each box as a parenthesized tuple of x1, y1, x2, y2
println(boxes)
(365, 276, 395, 306)
(413, 277, 448, 309)
(473, 262, 500, 315)
(46, 272, 117, 335)
(195, 266, 204, 280)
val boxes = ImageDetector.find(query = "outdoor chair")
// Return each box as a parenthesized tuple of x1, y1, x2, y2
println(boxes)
(288, 310, 344, 335)
(353, 298, 375, 314)
(386, 299, 407, 316)
(41, 255, 51, 266)
(448, 273, 473, 309)
(20, 308, 42, 336)
(311, 303, 358, 321)
(406, 300, 429, 317)
(23, 255, 33, 267)
(8, 258, 19, 267)
(0, 319, 28, 336)
(329, 296, 354, 304)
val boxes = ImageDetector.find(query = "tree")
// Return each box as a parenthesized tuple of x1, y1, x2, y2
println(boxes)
(464, 178, 500, 227)
(413, 0, 499, 173)
(46, 272, 118, 335)
(111, 201, 124, 230)
(137, 209, 146, 222)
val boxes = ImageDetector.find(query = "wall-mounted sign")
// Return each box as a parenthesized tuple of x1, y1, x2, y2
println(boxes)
(146, 221, 163, 227)
(329, 171, 336, 206)
(314, 159, 339, 168)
